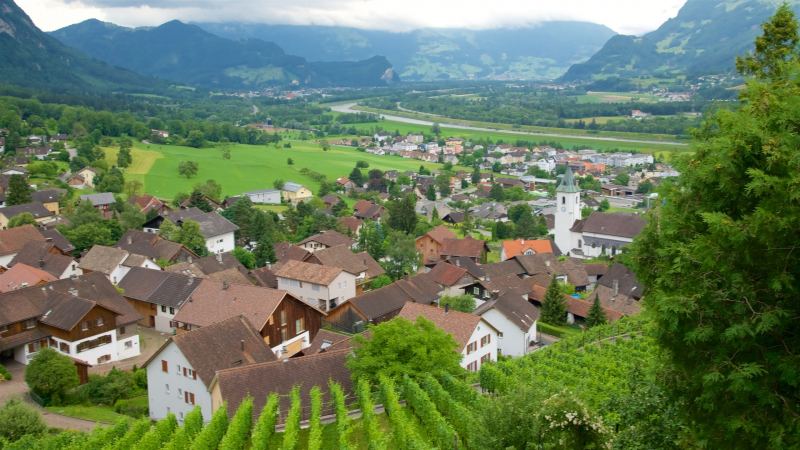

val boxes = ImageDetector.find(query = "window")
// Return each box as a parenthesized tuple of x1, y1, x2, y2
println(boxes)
(467, 361, 478, 372)
(60, 342, 69, 353)
(169, 307, 175, 315)
(124, 340, 133, 349)
(81, 321, 89, 331)
(298, 281, 304, 288)
(0, 325, 7, 335)
(481, 335, 491, 347)
(76, 335, 112, 353)
(25, 319, 36, 330)
(177, 364, 181, 374)
(472, 287, 480, 295)
(178, 388, 183, 397)
(119, 326, 126, 335)
(27, 341, 41, 353)
(183, 367, 188, 377)
(280, 310, 287, 326)
(184, 391, 195, 405)
(562, 196, 565, 205)
(161, 305, 167, 313)
(161, 360, 169, 373)
(281, 327, 288, 342)
(295, 317, 305, 333)
(165, 384, 170, 394)
(49, 338, 56, 347)
(96, 317, 104, 327)
(192, 370, 197, 380)
(481, 354, 491, 363)
(97, 355, 111, 364)
(578, 239, 582, 249)
(466, 342, 477, 354)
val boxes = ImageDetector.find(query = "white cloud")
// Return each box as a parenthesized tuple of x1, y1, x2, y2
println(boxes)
(17, 0, 687, 35)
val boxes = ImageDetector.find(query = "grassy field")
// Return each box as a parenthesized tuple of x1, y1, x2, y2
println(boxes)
(576, 91, 661, 104)
(104, 140, 460, 200)
(45, 404, 132, 424)
(562, 115, 630, 125)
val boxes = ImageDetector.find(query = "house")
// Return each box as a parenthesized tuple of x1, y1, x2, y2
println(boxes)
(209, 347, 352, 422)
(303, 244, 384, 290)
(500, 239, 554, 261)
(243, 189, 281, 205)
(440, 236, 489, 263)
(444, 138, 464, 155)
(145, 315, 276, 422)
(273, 242, 311, 263)
(325, 275, 441, 333)
(146, 208, 239, 254)
(474, 292, 539, 357)
(281, 182, 312, 205)
(0, 263, 57, 293)
(338, 216, 363, 236)
(336, 177, 356, 192)
(75, 167, 97, 188)
(415, 225, 457, 264)
(529, 285, 623, 325)
(165, 252, 252, 285)
(79, 193, 116, 219)
(249, 266, 277, 289)
(0, 225, 47, 267)
(396, 302, 498, 372)
(78, 245, 160, 284)
(274, 259, 357, 312)
(129, 195, 168, 215)
(2, 166, 28, 176)
(172, 279, 323, 359)
(117, 268, 203, 333)
(31, 189, 66, 215)
(353, 200, 384, 220)
(116, 230, 197, 265)
(425, 261, 476, 296)
(442, 212, 465, 224)
(9, 241, 81, 279)
(322, 194, 342, 210)
(592, 263, 643, 317)
(0, 272, 141, 365)
(298, 230, 354, 253)
(40, 228, 75, 254)
(0, 202, 54, 229)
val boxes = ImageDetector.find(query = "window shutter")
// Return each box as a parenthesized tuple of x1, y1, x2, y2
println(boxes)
(161, 360, 168, 373)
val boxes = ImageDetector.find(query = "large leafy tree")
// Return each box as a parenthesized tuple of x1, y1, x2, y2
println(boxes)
(386, 194, 418, 234)
(382, 231, 419, 280)
(6, 174, 31, 205)
(630, 6, 800, 447)
(347, 316, 462, 384)
(25, 348, 79, 405)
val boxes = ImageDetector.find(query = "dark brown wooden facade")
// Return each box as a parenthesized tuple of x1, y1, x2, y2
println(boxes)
(38, 305, 117, 343)
(261, 295, 322, 347)
(125, 297, 157, 327)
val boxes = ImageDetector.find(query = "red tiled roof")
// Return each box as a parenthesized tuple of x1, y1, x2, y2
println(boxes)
(0, 263, 57, 293)
(426, 261, 468, 287)
(501, 239, 553, 259)
(396, 302, 482, 350)
(424, 225, 457, 245)
(441, 236, 487, 258)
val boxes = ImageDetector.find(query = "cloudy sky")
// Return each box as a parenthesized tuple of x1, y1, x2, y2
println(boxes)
(17, 0, 687, 35)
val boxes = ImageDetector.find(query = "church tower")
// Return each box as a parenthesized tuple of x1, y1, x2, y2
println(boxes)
(554, 166, 582, 254)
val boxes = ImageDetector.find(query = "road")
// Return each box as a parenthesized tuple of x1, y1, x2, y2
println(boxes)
(331, 102, 688, 147)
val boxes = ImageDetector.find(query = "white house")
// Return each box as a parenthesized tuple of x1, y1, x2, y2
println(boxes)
(78, 245, 160, 285)
(274, 259, 356, 312)
(145, 316, 276, 423)
(397, 302, 499, 372)
(474, 292, 539, 357)
(553, 167, 646, 258)
(9, 241, 82, 280)
(117, 267, 203, 334)
(243, 189, 281, 205)
(150, 208, 239, 254)
(298, 230, 354, 253)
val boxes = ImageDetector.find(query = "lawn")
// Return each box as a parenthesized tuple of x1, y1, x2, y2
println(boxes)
(576, 91, 661, 104)
(45, 404, 132, 424)
(104, 141, 458, 200)
(538, 322, 583, 339)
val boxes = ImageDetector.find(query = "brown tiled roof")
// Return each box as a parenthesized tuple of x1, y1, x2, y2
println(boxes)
(170, 315, 276, 387)
(116, 230, 194, 262)
(166, 252, 247, 278)
(207, 268, 254, 286)
(274, 242, 310, 263)
(338, 216, 363, 235)
(130, 194, 165, 213)
(426, 261, 469, 287)
(482, 259, 526, 280)
(353, 200, 384, 220)
(597, 263, 643, 300)
(584, 263, 609, 277)
(299, 230, 353, 248)
(440, 237, 487, 258)
(40, 228, 75, 254)
(564, 296, 624, 322)
(118, 267, 202, 308)
(356, 252, 385, 278)
(0, 263, 57, 292)
(474, 292, 539, 332)
(173, 279, 288, 330)
(10, 241, 75, 278)
(445, 257, 485, 279)
(581, 212, 646, 239)
(345, 273, 439, 322)
(31, 189, 66, 204)
(78, 245, 128, 274)
(593, 287, 642, 316)
(213, 348, 353, 421)
(0, 225, 46, 257)
(249, 267, 277, 288)
(306, 245, 367, 276)
(396, 302, 482, 350)
(304, 329, 352, 355)
(274, 259, 343, 285)
(424, 225, 457, 245)
(0, 202, 53, 220)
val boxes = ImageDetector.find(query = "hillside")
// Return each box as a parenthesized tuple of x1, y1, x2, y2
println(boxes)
(199, 22, 616, 81)
(0, 0, 158, 93)
(51, 19, 396, 88)
(562, 0, 800, 81)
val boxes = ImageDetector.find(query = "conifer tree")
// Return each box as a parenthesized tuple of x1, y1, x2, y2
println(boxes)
(6, 174, 31, 205)
(540, 275, 566, 325)
(585, 294, 606, 328)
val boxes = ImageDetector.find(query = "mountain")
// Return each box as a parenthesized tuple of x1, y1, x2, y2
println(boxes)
(562, 0, 800, 81)
(51, 19, 396, 88)
(0, 0, 157, 93)
(198, 22, 616, 81)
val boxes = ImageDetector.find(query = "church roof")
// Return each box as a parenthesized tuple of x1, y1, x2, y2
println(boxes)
(556, 166, 580, 193)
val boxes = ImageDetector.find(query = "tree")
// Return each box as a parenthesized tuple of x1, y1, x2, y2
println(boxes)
(348, 316, 462, 384)
(489, 183, 505, 201)
(598, 199, 610, 212)
(349, 167, 364, 186)
(287, 157, 293, 165)
(356, 221, 386, 260)
(629, 8, 800, 447)
(6, 174, 31, 205)
(188, 190, 213, 212)
(233, 247, 256, 269)
(431, 122, 441, 136)
(425, 184, 437, 201)
(386, 194, 418, 234)
(221, 147, 231, 160)
(178, 160, 198, 179)
(439, 295, 476, 313)
(382, 231, 419, 280)
(356, 160, 369, 168)
(186, 130, 205, 148)
(253, 234, 276, 267)
(117, 143, 132, 168)
(613, 173, 630, 186)
(119, 204, 146, 231)
(194, 179, 223, 203)
(96, 167, 125, 193)
(585, 295, 607, 328)
(273, 178, 285, 190)
(25, 348, 79, 405)
(435, 174, 451, 197)
(471, 166, 481, 184)
(540, 276, 566, 325)
(125, 180, 143, 198)
(7, 213, 36, 228)
(62, 222, 116, 252)
(368, 274, 392, 290)
(0, 399, 47, 442)
(174, 220, 208, 256)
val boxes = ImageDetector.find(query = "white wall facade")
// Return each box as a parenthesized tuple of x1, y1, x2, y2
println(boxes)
(147, 341, 213, 423)
(205, 232, 235, 254)
(0, 254, 15, 269)
(277, 272, 356, 312)
(554, 189, 582, 255)
(245, 191, 281, 204)
(271, 330, 311, 359)
(57, 263, 83, 280)
(155, 305, 178, 334)
(479, 309, 537, 357)
(461, 320, 498, 372)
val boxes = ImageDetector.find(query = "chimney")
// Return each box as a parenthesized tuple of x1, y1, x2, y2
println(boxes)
(240, 340, 245, 351)
(613, 279, 619, 296)
(444, 304, 449, 313)
(45, 237, 53, 243)
(68, 287, 78, 296)
(38, 258, 45, 268)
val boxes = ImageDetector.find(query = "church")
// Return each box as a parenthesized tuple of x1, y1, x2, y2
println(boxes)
(553, 167, 646, 258)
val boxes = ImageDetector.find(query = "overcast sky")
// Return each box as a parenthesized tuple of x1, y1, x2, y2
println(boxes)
(17, 0, 687, 35)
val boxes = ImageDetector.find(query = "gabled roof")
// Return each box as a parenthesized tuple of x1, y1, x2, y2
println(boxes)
(274, 259, 344, 285)
(0, 263, 57, 293)
(40, 228, 75, 254)
(356, 251, 385, 278)
(0, 202, 53, 220)
(164, 207, 239, 238)
(116, 230, 195, 262)
(173, 279, 292, 330)
(168, 315, 276, 387)
(440, 237, 487, 258)
(396, 302, 483, 350)
(274, 242, 311, 263)
(9, 241, 75, 278)
(306, 245, 368, 276)
(501, 239, 554, 259)
(445, 257, 485, 279)
(166, 252, 247, 278)
(345, 273, 439, 321)
(426, 261, 469, 287)
(581, 212, 646, 239)
(282, 182, 306, 192)
(129, 194, 165, 213)
(482, 259, 526, 280)
(79, 192, 116, 206)
(474, 292, 539, 332)
(249, 266, 277, 289)
(78, 245, 128, 275)
(118, 267, 202, 308)
(31, 189, 66, 204)
(304, 329, 352, 355)
(298, 230, 353, 248)
(420, 225, 457, 245)
(338, 216, 363, 235)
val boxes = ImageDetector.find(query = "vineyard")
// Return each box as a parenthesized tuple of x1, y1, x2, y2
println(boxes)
(1, 318, 655, 450)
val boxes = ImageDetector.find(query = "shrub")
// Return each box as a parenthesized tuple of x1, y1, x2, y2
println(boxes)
(307, 387, 323, 450)
(0, 364, 11, 381)
(219, 397, 253, 450)
(78, 368, 140, 405)
(25, 348, 78, 405)
(190, 403, 228, 450)
(281, 388, 301, 450)
(251, 393, 279, 450)
(0, 399, 47, 442)
(330, 382, 352, 450)
(113, 396, 149, 417)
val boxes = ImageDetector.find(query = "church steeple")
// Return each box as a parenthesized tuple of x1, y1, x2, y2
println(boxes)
(554, 166, 582, 255)
(557, 166, 579, 193)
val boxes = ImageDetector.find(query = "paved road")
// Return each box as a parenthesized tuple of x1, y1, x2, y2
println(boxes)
(331, 102, 688, 147)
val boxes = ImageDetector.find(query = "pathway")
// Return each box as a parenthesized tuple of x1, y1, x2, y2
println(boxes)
(331, 102, 689, 147)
